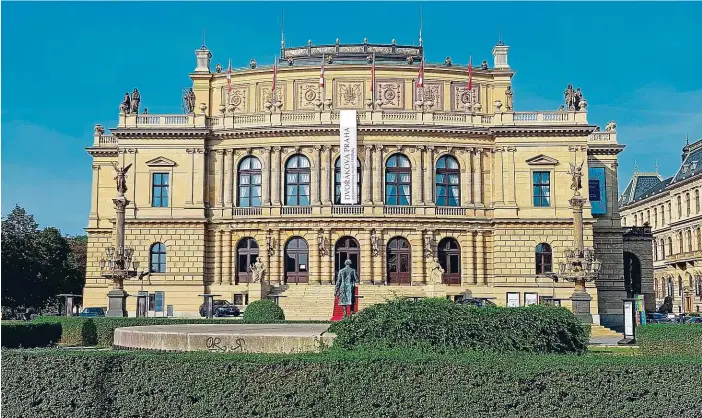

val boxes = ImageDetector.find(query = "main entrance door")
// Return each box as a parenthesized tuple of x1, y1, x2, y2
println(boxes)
(285, 237, 309, 284)
(387, 237, 411, 285)
(335, 237, 360, 281)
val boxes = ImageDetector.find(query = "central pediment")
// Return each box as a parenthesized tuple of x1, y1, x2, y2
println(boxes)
(525, 154, 559, 166)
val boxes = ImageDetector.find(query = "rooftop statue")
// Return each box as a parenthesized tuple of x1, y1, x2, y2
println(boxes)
(111, 162, 132, 195)
(183, 88, 196, 114)
(119, 92, 131, 114)
(505, 86, 514, 110)
(130, 88, 141, 114)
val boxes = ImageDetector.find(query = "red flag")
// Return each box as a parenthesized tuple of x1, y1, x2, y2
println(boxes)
(272, 57, 278, 93)
(320, 54, 325, 87)
(468, 56, 473, 91)
(227, 58, 232, 92)
(370, 52, 376, 99)
(416, 56, 424, 88)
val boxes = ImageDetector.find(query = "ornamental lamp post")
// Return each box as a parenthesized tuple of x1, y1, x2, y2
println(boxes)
(100, 163, 145, 317)
(547, 161, 603, 324)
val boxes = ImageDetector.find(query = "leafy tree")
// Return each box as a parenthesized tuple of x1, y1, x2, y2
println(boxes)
(1, 206, 40, 309)
(66, 235, 87, 294)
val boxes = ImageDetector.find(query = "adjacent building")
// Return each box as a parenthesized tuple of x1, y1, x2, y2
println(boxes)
(620, 138, 702, 313)
(84, 38, 641, 328)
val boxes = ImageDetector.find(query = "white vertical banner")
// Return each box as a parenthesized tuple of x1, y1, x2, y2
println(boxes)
(339, 110, 358, 204)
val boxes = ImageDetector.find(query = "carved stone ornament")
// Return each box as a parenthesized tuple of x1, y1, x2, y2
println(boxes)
(376, 81, 403, 109)
(452, 83, 479, 111)
(296, 82, 321, 110)
(260, 84, 284, 111)
(605, 121, 617, 132)
(370, 230, 379, 257)
(416, 84, 442, 110)
(227, 87, 248, 113)
(336, 81, 364, 109)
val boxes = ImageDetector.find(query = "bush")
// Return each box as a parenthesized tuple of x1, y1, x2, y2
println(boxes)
(0, 323, 62, 348)
(242, 300, 285, 323)
(329, 297, 590, 354)
(33, 317, 96, 346)
(638, 324, 702, 356)
(2, 349, 702, 417)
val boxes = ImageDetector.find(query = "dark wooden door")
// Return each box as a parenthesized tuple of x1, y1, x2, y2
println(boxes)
(335, 237, 360, 282)
(285, 237, 309, 284)
(387, 237, 411, 285)
(438, 238, 461, 285)
(237, 238, 259, 284)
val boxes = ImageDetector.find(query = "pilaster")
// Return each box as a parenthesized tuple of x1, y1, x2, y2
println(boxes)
(215, 230, 223, 284)
(272, 147, 282, 206)
(363, 145, 373, 204)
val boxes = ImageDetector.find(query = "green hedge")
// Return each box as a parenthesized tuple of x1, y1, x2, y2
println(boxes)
(329, 298, 590, 354)
(242, 299, 285, 323)
(638, 324, 702, 356)
(2, 349, 702, 417)
(33, 317, 327, 347)
(0, 323, 62, 348)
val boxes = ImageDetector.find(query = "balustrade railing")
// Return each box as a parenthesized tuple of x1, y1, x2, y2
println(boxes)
(281, 206, 312, 215)
(332, 205, 364, 215)
(232, 207, 262, 216)
(383, 206, 417, 215)
(99, 135, 116, 145)
(436, 207, 467, 216)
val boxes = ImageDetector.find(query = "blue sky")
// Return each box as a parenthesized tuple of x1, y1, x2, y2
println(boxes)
(2, 1, 701, 235)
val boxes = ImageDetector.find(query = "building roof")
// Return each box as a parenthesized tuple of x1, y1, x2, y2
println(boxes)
(619, 137, 702, 208)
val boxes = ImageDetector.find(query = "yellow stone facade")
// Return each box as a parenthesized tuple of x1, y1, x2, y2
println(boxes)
(620, 138, 702, 314)
(84, 40, 628, 326)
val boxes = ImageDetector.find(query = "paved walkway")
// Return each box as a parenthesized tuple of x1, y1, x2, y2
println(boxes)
(589, 335, 624, 346)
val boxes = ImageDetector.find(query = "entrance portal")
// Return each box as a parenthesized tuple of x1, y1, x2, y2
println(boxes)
(335, 236, 360, 281)
(623, 252, 642, 297)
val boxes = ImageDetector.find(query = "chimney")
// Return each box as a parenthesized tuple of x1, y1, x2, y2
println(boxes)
(491, 40, 510, 70)
(194, 46, 212, 73)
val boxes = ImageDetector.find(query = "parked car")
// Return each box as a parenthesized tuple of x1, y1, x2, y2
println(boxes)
(457, 297, 497, 308)
(199, 300, 240, 318)
(647, 312, 672, 323)
(79, 307, 106, 317)
(686, 316, 702, 324)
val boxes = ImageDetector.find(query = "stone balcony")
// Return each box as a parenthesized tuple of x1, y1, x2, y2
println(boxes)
(213, 205, 486, 219)
(666, 249, 702, 264)
(94, 108, 595, 147)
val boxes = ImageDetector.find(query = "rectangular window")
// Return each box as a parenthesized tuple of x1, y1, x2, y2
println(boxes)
(677, 196, 682, 219)
(152, 173, 169, 207)
(532, 171, 551, 207)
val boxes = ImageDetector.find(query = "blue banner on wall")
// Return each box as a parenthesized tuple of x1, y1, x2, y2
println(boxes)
(589, 167, 607, 215)
(154, 291, 165, 313)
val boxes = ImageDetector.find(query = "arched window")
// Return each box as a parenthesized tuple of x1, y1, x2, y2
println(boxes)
(386, 237, 411, 285)
(284, 237, 309, 284)
(149, 243, 166, 273)
(335, 236, 360, 277)
(385, 154, 411, 206)
(667, 278, 674, 300)
(238, 156, 262, 207)
(698, 227, 702, 251)
(236, 238, 259, 283)
(334, 158, 362, 205)
(653, 208, 658, 228)
(653, 242, 658, 261)
(535, 243, 552, 274)
(660, 239, 666, 259)
(696, 189, 700, 214)
(686, 230, 693, 253)
(696, 278, 702, 297)
(285, 155, 311, 206)
(686, 193, 691, 217)
(438, 238, 461, 285)
(668, 237, 673, 256)
(653, 278, 659, 299)
(678, 277, 683, 297)
(678, 231, 684, 253)
(435, 155, 460, 207)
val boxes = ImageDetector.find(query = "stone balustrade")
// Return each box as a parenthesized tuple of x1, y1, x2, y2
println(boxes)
(588, 131, 617, 143)
(98, 109, 589, 147)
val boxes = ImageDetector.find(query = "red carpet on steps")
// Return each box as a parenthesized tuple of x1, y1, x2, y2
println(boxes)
(330, 287, 359, 321)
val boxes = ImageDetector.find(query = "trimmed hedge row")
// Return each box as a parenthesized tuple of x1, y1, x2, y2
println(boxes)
(638, 324, 702, 356)
(0, 323, 62, 348)
(33, 317, 330, 347)
(330, 298, 590, 354)
(3, 349, 702, 417)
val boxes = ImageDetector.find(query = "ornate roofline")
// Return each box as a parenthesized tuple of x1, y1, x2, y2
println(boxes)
(281, 40, 423, 64)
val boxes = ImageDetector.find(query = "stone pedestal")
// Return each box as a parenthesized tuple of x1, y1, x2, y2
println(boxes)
(571, 290, 593, 324)
(106, 289, 129, 317)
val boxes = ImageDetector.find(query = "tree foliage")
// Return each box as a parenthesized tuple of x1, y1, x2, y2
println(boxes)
(1, 205, 86, 311)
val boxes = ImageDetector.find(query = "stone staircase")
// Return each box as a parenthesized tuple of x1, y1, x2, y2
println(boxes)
(590, 324, 622, 339)
(268, 284, 336, 320)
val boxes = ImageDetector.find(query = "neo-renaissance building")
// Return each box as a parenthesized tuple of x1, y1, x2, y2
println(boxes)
(620, 138, 702, 314)
(84, 38, 649, 328)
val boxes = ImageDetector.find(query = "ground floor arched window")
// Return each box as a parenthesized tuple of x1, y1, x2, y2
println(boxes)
(387, 237, 411, 285)
(236, 238, 259, 284)
(335, 236, 360, 279)
(285, 237, 309, 284)
(438, 237, 460, 285)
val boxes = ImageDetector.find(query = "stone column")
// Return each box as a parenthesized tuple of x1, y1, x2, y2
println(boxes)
(506, 147, 516, 204)
(263, 147, 272, 206)
(464, 149, 473, 206)
(373, 229, 385, 285)
(411, 147, 422, 206)
(360, 229, 373, 284)
(321, 145, 332, 205)
(474, 149, 484, 206)
(363, 145, 373, 204)
(424, 146, 435, 205)
(494, 148, 504, 204)
(224, 150, 233, 207)
(215, 230, 223, 284)
(312, 146, 321, 205)
(89, 165, 101, 222)
(223, 230, 232, 285)
(216, 151, 225, 208)
(194, 149, 205, 204)
(272, 147, 282, 205)
(466, 231, 475, 286)
(185, 149, 195, 205)
(375, 145, 384, 204)
(475, 231, 484, 285)
(412, 231, 425, 285)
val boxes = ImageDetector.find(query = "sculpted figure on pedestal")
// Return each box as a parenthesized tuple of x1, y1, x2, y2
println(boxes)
(335, 260, 358, 317)
(505, 86, 514, 110)
(130, 88, 141, 114)
(120, 92, 131, 114)
(428, 257, 444, 285)
(250, 259, 265, 283)
(111, 162, 133, 195)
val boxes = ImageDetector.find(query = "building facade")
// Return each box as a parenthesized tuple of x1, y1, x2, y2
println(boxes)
(620, 138, 702, 313)
(84, 39, 632, 327)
